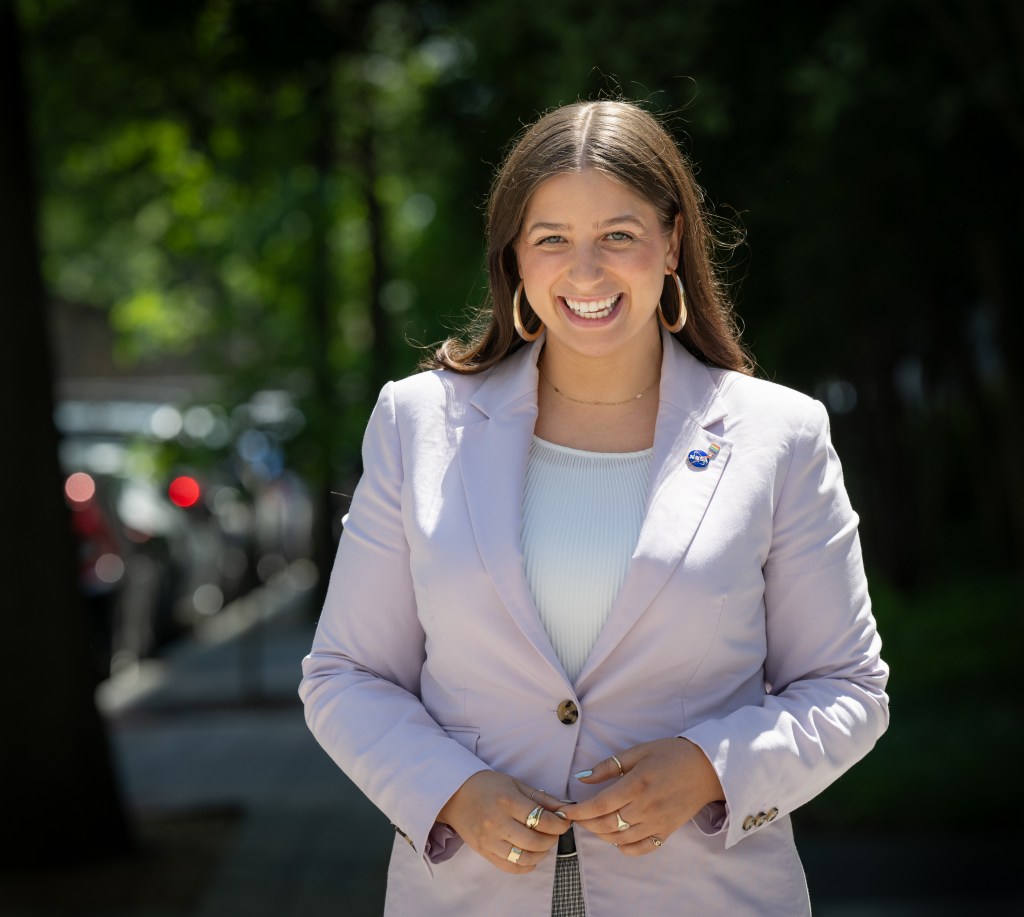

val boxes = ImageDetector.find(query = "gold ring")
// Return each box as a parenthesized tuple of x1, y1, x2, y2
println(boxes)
(610, 755, 624, 777)
(651, 835, 663, 848)
(525, 805, 544, 829)
(507, 845, 523, 864)
(615, 812, 630, 832)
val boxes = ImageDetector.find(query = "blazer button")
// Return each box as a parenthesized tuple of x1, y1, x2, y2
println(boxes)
(766, 807, 779, 822)
(556, 700, 579, 724)
(755, 812, 768, 827)
(742, 815, 756, 831)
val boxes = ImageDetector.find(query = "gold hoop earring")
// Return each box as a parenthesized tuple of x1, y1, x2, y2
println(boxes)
(658, 271, 687, 333)
(512, 281, 543, 342)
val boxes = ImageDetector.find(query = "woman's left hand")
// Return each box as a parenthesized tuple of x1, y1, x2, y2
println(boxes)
(561, 738, 724, 855)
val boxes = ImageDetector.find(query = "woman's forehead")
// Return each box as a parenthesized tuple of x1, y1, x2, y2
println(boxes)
(522, 170, 659, 226)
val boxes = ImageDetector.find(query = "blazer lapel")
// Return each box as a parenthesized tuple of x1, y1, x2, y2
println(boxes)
(457, 336, 570, 680)
(575, 333, 733, 688)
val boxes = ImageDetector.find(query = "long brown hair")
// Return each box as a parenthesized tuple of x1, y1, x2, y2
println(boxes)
(423, 100, 753, 375)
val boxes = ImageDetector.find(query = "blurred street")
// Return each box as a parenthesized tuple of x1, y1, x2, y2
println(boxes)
(3, 565, 1014, 917)
(100, 567, 394, 917)
(0, 566, 392, 917)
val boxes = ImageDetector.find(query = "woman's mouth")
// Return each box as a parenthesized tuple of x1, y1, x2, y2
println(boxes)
(562, 294, 621, 320)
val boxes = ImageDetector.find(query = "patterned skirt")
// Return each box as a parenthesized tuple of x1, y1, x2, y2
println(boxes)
(551, 829, 585, 917)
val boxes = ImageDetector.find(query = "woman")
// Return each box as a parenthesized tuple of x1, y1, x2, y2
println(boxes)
(300, 99, 889, 916)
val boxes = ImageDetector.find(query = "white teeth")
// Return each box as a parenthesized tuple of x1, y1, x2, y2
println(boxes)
(564, 294, 619, 319)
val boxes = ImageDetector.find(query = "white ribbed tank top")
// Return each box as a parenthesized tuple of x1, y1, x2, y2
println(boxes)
(521, 436, 653, 683)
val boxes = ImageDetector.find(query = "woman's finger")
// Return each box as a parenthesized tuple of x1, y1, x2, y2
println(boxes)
(613, 833, 666, 857)
(572, 751, 631, 785)
(571, 806, 644, 841)
(488, 840, 550, 873)
(520, 803, 569, 836)
(516, 783, 572, 813)
(513, 783, 571, 836)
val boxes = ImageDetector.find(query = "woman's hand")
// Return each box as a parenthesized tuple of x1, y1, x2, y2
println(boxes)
(562, 738, 724, 855)
(437, 771, 571, 873)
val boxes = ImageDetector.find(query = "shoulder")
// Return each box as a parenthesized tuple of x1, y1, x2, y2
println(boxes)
(663, 337, 825, 441)
(387, 365, 489, 425)
(381, 348, 529, 436)
(387, 342, 539, 426)
(710, 367, 827, 440)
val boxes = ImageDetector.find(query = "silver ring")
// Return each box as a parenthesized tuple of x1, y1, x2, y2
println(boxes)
(610, 754, 624, 777)
(651, 835, 663, 848)
(507, 845, 523, 864)
(615, 811, 630, 832)
(525, 805, 544, 829)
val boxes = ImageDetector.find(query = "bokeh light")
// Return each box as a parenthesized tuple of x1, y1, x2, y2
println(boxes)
(64, 471, 96, 507)
(94, 553, 125, 584)
(168, 475, 201, 508)
(192, 583, 224, 616)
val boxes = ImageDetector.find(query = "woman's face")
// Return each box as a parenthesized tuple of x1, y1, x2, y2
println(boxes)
(515, 169, 681, 363)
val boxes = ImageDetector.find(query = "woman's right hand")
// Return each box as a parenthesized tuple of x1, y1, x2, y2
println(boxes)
(437, 771, 570, 873)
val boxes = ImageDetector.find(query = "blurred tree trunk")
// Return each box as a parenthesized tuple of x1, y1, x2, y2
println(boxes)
(0, 0, 134, 865)
(358, 94, 391, 397)
(304, 8, 392, 602)
(307, 71, 338, 604)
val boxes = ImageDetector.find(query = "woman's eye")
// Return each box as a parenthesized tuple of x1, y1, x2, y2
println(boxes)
(607, 231, 633, 242)
(537, 235, 565, 246)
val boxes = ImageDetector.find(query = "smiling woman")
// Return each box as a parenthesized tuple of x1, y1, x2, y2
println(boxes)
(517, 170, 676, 351)
(514, 170, 678, 452)
(428, 100, 751, 381)
(300, 99, 889, 916)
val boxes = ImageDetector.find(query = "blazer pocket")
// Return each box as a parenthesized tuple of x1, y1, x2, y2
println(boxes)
(442, 725, 480, 754)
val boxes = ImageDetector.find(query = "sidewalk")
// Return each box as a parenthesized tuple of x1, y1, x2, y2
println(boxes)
(101, 565, 394, 917)
(7, 566, 1014, 916)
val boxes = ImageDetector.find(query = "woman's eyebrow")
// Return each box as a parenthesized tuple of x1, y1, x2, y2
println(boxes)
(524, 221, 569, 234)
(597, 215, 646, 230)
(524, 215, 647, 234)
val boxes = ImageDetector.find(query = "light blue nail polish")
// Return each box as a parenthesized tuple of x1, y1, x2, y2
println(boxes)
(573, 769, 593, 779)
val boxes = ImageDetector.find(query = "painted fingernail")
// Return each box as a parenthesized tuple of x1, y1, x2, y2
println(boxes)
(554, 811, 568, 820)
(573, 770, 593, 779)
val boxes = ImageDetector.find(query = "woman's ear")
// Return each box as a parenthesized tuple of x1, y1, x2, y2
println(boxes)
(666, 213, 683, 271)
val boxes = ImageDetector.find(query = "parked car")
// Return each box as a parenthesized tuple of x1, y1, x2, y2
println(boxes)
(59, 391, 312, 677)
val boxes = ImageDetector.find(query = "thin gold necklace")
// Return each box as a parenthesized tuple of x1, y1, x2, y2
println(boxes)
(539, 368, 659, 406)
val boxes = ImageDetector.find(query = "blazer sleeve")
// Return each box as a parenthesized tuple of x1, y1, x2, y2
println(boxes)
(682, 398, 889, 848)
(299, 382, 489, 871)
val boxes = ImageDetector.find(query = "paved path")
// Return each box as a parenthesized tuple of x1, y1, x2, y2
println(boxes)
(102, 570, 394, 917)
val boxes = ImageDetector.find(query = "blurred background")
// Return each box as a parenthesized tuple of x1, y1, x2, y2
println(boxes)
(2, 0, 1020, 914)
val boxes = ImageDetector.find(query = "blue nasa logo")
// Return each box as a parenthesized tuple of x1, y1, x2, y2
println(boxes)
(687, 449, 710, 469)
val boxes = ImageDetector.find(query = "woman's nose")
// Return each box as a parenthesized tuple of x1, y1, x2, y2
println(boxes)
(567, 246, 604, 287)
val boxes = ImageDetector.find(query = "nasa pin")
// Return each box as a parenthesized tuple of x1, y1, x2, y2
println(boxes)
(687, 443, 721, 469)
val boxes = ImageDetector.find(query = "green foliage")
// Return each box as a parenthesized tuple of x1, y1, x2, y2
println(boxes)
(801, 573, 1023, 831)
(24, 0, 1022, 558)
(20, 0, 1023, 838)
(25, 0, 460, 481)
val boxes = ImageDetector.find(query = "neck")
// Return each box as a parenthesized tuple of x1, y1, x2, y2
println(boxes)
(538, 329, 663, 406)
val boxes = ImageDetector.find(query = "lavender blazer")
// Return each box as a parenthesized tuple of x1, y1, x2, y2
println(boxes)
(300, 331, 889, 916)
